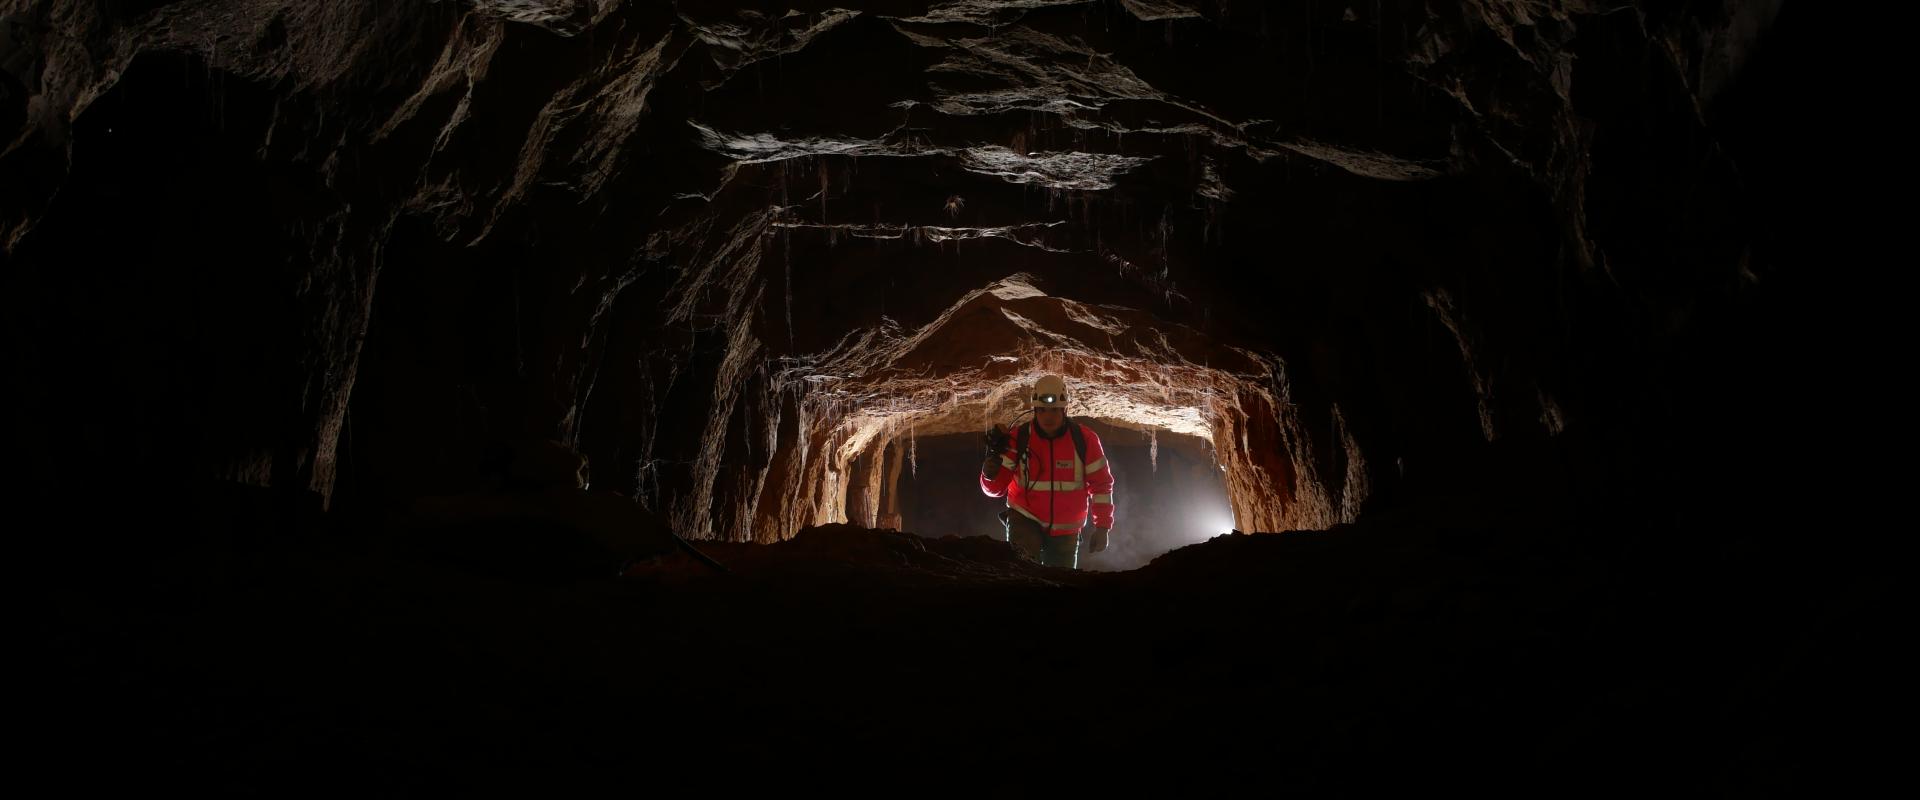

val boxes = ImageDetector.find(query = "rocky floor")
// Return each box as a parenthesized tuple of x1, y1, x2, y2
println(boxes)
(40, 501, 1874, 795)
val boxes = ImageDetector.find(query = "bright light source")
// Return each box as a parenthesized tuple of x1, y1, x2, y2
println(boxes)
(1195, 510, 1235, 542)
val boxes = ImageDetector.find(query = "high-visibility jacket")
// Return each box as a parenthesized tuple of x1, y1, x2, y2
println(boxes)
(980, 421, 1115, 535)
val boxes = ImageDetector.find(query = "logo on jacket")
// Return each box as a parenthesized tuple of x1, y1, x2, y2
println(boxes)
(1055, 460, 1073, 470)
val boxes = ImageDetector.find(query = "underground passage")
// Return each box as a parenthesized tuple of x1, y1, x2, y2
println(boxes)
(6, 0, 1875, 792)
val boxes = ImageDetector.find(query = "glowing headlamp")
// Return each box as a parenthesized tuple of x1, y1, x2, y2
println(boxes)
(1033, 394, 1062, 405)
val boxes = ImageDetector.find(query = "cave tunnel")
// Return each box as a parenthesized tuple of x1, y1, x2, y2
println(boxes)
(6, 0, 1880, 792)
(892, 426, 1233, 570)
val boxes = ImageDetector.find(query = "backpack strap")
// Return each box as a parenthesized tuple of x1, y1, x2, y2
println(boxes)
(1015, 423, 1030, 490)
(1065, 416, 1088, 465)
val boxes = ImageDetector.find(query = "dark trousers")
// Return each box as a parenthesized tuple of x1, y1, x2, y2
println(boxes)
(1002, 511, 1080, 570)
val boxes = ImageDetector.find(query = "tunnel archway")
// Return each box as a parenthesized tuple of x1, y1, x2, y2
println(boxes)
(697, 270, 1361, 546)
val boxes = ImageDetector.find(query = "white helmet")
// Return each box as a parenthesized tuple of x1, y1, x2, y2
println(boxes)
(1031, 374, 1069, 410)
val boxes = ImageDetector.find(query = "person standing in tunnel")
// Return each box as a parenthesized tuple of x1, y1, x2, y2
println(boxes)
(980, 375, 1116, 569)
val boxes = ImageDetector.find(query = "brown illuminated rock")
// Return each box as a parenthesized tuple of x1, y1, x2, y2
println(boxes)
(3, 0, 1816, 555)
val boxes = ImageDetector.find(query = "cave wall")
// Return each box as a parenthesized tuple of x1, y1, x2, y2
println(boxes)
(2, 0, 1817, 548)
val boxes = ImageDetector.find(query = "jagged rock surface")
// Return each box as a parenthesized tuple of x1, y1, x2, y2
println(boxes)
(4, 0, 1800, 547)
(7, 0, 1871, 791)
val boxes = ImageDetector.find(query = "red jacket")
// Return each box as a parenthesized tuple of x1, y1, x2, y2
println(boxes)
(980, 421, 1115, 535)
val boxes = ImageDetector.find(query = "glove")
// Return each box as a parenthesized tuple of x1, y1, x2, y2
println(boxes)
(982, 425, 1013, 476)
(1088, 526, 1110, 553)
(981, 424, 1010, 461)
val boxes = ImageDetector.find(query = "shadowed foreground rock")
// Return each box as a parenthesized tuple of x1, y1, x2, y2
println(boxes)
(40, 503, 1873, 794)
